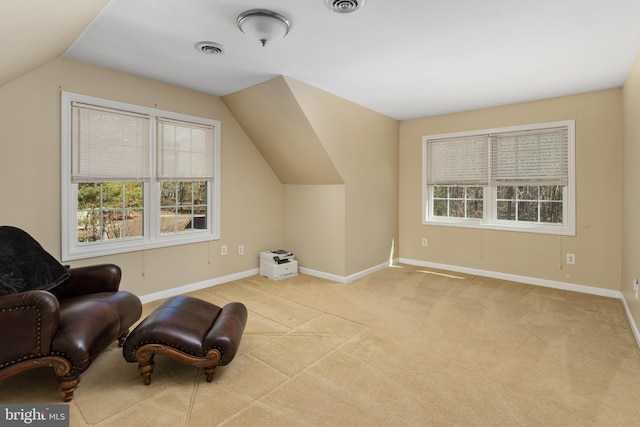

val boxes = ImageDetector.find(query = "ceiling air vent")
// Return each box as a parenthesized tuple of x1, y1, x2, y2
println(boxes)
(195, 42, 224, 55)
(325, 0, 366, 14)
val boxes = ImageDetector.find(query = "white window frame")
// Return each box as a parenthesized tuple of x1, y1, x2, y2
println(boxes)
(422, 120, 575, 236)
(61, 92, 221, 261)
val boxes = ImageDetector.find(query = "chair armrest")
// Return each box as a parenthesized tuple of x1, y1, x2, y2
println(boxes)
(0, 290, 60, 365)
(51, 264, 122, 299)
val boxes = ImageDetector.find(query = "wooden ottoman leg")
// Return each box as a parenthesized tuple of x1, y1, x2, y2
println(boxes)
(204, 366, 217, 382)
(135, 344, 162, 385)
(59, 375, 80, 402)
(201, 349, 222, 382)
(139, 359, 155, 386)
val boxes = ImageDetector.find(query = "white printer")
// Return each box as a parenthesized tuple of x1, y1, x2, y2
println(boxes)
(260, 250, 298, 280)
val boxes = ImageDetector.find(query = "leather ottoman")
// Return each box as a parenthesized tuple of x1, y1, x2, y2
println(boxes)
(123, 295, 247, 385)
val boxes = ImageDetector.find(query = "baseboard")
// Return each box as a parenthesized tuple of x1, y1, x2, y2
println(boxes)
(139, 268, 259, 304)
(299, 259, 395, 284)
(399, 258, 621, 299)
(297, 267, 346, 283)
(138, 259, 394, 303)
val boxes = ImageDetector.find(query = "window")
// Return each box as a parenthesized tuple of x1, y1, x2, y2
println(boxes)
(422, 120, 575, 235)
(61, 92, 220, 260)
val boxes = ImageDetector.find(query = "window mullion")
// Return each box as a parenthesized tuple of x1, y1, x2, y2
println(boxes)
(99, 184, 104, 241)
(486, 186, 495, 225)
(537, 186, 542, 224)
(174, 181, 179, 233)
(190, 183, 196, 228)
(463, 187, 467, 218)
(121, 182, 126, 238)
(147, 115, 158, 241)
(486, 135, 495, 225)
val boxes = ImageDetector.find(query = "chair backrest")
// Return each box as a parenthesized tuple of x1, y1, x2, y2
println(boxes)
(0, 226, 70, 296)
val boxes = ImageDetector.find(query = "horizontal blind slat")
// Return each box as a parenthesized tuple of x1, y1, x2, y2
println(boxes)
(71, 104, 150, 183)
(492, 127, 568, 185)
(427, 135, 488, 186)
(157, 118, 215, 181)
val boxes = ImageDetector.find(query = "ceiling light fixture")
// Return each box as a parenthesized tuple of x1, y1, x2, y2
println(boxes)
(237, 9, 290, 47)
(325, 0, 366, 14)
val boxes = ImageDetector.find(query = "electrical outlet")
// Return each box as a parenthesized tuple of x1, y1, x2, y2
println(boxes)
(238, 245, 244, 256)
(421, 238, 428, 247)
(566, 253, 575, 265)
(221, 245, 227, 256)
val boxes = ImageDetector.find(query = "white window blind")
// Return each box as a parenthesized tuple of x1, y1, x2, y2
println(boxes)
(422, 120, 575, 235)
(71, 102, 150, 183)
(157, 118, 214, 181)
(492, 127, 568, 186)
(426, 135, 489, 185)
(426, 127, 569, 187)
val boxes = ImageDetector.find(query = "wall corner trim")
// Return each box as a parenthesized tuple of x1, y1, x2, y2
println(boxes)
(620, 296, 640, 350)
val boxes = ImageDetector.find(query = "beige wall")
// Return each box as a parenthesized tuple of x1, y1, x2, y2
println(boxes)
(0, 0, 109, 88)
(622, 51, 640, 333)
(2, 53, 628, 301)
(222, 77, 343, 185)
(283, 185, 346, 275)
(0, 57, 283, 297)
(399, 89, 622, 290)
(281, 78, 399, 277)
(224, 77, 399, 278)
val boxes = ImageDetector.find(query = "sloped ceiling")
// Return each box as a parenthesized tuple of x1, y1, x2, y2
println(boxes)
(223, 76, 343, 185)
(3, 2, 640, 120)
(59, 0, 640, 120)
(0, 0, 109, 88)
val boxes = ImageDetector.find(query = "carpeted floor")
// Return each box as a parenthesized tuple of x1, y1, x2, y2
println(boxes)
(2, 263, 640, 426)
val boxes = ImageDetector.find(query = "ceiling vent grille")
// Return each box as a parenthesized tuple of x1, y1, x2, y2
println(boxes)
(195, 42, 224, 55)
(325, 0, 365, 14)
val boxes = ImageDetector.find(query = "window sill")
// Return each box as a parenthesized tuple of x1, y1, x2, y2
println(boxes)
(422, 219, 575, 236)
(62, 231, 219, 261)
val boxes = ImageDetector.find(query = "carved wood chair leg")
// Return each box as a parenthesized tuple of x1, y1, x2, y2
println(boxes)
(59, 376, 80, 402)
(138, 359, 155, 385)
(204, 366, 217, 382)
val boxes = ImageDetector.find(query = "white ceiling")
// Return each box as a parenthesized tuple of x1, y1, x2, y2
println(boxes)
(53, 0, 640, 119)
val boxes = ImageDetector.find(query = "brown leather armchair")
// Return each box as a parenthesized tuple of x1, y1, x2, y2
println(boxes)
(0, 227, 142, 401)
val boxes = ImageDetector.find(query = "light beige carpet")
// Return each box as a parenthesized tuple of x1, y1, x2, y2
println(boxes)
(2, 263, 640, 426)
